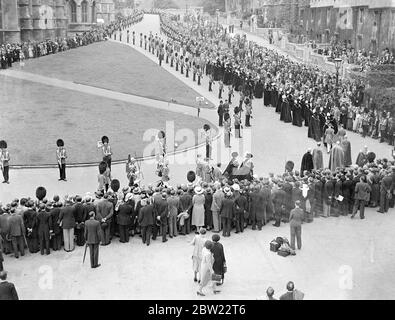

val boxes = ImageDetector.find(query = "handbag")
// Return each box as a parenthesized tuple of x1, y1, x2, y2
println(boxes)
(211, 273, 222, 282)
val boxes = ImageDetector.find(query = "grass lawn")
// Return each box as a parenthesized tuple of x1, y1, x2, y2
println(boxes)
(0, 75, 210, 166)
(19, 41, 214, 109)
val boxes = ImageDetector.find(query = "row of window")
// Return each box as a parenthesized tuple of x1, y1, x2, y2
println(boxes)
(69, 0, 96, 23)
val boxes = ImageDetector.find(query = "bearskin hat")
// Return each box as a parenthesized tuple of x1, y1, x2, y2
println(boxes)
(285, 161, 295, 173)
(99, 161, 108, 174)
(203, 124, 210, 131)
(56, 139, 64, 147)
(111, 179, 120, 192)
(101, 136, 109, 144)
(35, 186, 47, 201)
(367, 152, 376, 163)
(0, 140, 7, 149)
(187, 171, 196, 183)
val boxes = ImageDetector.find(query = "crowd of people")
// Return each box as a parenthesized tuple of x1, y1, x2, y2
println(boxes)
(0, 10, 144, 70)
(316, 40, 395, 70)
(151, 13, 395, 147)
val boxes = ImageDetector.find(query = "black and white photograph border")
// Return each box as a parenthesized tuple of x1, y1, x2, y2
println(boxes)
(0, 0, 395, 303)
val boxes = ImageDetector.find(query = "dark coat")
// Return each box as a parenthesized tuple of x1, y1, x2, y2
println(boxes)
(95, 200, 114, 221)
(73, 203, 86, 223)
(154, 198, 168, 223)
(249, 191, 265, 220)
(138, 205, 155, 227)
(83, 203, 96, 220)
(117, 203, 133, 226)
(354, 182, 371, 201)
(84, 218, 101, 244)
(36, 211, 52, 233)
(59, 205, 76, 229)
(50, 207, 61, 234)
(8, 215, 25, 237)
(0, 282, 19, 300)
(219, 198, 235, 219)
(300, 152, 314, 175)
(211, 242, 226, 275)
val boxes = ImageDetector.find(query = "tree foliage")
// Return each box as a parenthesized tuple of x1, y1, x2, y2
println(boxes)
(153, 0, 180, 9)
(199, 0, 225, 15)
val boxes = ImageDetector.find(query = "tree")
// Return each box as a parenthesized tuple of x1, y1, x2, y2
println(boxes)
(199, 0, 225, 15)
(153, 0, 180, 9)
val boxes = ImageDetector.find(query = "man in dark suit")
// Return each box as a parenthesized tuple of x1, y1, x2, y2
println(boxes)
(138, 198, 155, 246)
(117, 196, 133, 243)
(272, 182, 286, 227)
(36, 204, 52, 255)
(23, 200, 39, 253)
(289, 201, 304, 250)
(153, 192, 169, 243)
(351, 175, 371, 219)
(0, 271, 19, 300)
(95, 193, 114, 245)
(59, 198, 76, 252)
(73, 196, 86, 246)
(84, 212, 101, 268)
(50, 199, 62, 251)
(378, 170, 393, 213)
(8, 209, 25, 258)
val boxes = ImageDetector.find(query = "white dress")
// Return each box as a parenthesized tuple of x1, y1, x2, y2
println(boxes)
(200, 247, 213, 288)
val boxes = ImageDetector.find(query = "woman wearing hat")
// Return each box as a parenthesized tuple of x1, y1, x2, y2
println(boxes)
(211, 234, 226, 285)
(190, 228, 207, 283)
(192, 186, 205, 233)
(223, 113, 232, 148)
(197, 240, 220, 296)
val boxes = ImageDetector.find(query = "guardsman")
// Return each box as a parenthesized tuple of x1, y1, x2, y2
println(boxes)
(132, 31, 136, 45)
(56, 139, 67, 181)
(0, 140, 10, 184)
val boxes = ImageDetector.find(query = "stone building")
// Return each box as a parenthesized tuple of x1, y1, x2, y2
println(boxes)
(299, 0, 395, 54)
(0, 0, 115, 44)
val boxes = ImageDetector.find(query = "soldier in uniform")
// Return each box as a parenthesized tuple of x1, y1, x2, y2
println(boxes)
(0, 140, 10, 184)
(126, 155, 139, 187)
(197, 65, 202, 85)
(98, 136, 112, 171)
(56, 139, 67, 181)
(132, 31, 136, 45)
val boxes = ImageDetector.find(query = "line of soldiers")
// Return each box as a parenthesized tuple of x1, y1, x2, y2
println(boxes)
(153, 12, 394, 147)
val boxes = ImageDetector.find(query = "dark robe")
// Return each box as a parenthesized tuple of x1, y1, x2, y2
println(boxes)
(341, 140, 352, 167)
(211, 242, 226, 276)
(254, 81, 264, 99)
(301, 152, 314, 176)
(291, 100, 303, 127)
(329, 144, 345, 172)
(312, 147, 324, 170)
(355, 152, 368, 167)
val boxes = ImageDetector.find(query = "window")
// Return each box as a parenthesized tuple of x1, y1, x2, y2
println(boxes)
(70, 0, 77, 23)
(81, 0, 88, 23)
(359, 8, 364, 24)
(0, 0, 3, 29)
(92, 1, 96, 23)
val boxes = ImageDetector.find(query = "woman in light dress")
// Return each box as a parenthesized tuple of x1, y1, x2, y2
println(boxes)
(197, 240, 220, 296)
(192, 186, 205, 233)
(223, 112, 232, 148)
(190, 228, 207, 283)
